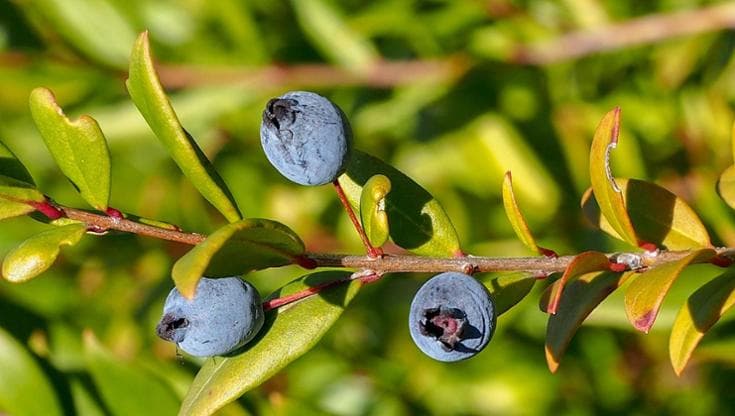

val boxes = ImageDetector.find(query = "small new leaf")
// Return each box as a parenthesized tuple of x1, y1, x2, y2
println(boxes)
(2, 223, 86, 282)
(502, 171, 548, 255)
(360, 174, 391, 248)
(29, 87, 111, 211)
(172, 219, 305, 298)
(0, 176, 45, 221)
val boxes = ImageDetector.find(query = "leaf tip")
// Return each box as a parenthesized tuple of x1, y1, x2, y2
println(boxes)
(633, 310, 655, 333)
(545, 346, 560, 373)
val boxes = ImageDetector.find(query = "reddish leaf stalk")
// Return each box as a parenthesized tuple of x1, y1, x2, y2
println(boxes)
(332, 180, 384, 258)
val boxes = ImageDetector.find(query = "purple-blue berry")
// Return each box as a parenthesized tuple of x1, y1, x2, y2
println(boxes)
(260, 91, 352, 186)
(409, 272, 496, 362)
(156, 277, 264, 357)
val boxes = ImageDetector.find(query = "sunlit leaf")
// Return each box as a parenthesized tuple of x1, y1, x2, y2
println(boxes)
(127, 31, 242, 222)
(669, 268, 735, 375)
(0, 176, 45, 221)
(360, 174, 391, 248)
(582, 179, 711, 250)
(180, 271, 361, 416)
(502, 171, 543, 255)
(589, 107, 637, 246)
(483, 272, 535, 315)
(338, 150, 461, 256)
(0, 139, 35, 185)
(545, 272, 625, 373)
(716, 164, 735, 210)
(546, 251, 610, 315)
(29, 87, 111, 211)
(0, 327, 62, 416)
(84, 331, 180, 416)
(2, 223, 86, 282)
(172, 219, 305, 298)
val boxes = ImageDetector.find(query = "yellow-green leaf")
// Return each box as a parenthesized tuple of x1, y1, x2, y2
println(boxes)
(625, 249, 714, 333)
(127, 32, 242, 223)
(546, 251, 610, 315)
(29, 87, 111, 211)
(0, 176, 45, 221)
(716, 164, 735, 210)
(360, 174, 391, 248)
(502, 171, 542, 255)
(338, 150, 461, 256)
(180, 271, 361, 416)
(484, 272, 535, 315)
(172, 219, 305, 298)
(589, 107, 637, 246)
(545, 272, 625, 373)
(582, 179, 712, 250)
(2, 223, 86, 282)
(670, 268, 735, 375)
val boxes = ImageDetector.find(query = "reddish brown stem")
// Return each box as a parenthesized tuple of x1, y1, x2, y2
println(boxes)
(332, 180, 383, 258)
(262, 271, 381, 312)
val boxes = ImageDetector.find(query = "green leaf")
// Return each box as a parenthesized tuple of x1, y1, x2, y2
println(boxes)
(0, 327, 62, 416)
(582, 179, 712, 250)
(625, 249, 714, 333)
(126, 32, 242, 223)
(502, 171, 543, 255)
(172, 219, 305, 298)
(483, 273, 535, 315)
(0, 176, 45, 221)
(180, 271, 361, 416)
(545, 272, 625, 373)
(2, 223, 86, 282)
(589, 107, 637, 246)
(546, 251, 610, 315)
(360, 174, 391, 248)
(0, 139, 35, 185)
(669, 268, 735, 375)
(84, 332, 180, 416)
(716, 164, 735, 210)
(338, 150, 461, 256)
(29, 87, 111, 211)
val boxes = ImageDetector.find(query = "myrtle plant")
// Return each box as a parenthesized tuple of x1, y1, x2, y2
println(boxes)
(3, 32, 735, 416)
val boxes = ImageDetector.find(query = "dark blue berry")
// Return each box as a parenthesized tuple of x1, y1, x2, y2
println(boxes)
(408, 272, 496, 362)
(156, 277, 264, 357)
(260, 91, 352, 186)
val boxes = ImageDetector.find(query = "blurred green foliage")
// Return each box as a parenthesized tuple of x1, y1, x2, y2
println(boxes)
(2, 0, 735, 414)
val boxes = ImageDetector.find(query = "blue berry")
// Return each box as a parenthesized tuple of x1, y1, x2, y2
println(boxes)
(408, 272, 496, 362)
(156, 277, 264, 357)
(260, 91, 352, 186)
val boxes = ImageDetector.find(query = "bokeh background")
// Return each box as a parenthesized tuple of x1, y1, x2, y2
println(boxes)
(2, 0, 735, 414)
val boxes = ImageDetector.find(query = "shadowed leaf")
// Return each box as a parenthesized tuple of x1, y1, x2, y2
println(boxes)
(2, 223, 86, 282)
(547, 251, 610, 314)
(360, 174, 391, 248)
(670, 268, 735, 375)
(338, 150, 461, 256)
(172, 219, 305, 298)
(484, 272, 536, 315)
(29, 87, 111, 211)
(0, 140, 35, 185)
(127, 32, 242, 222)
(180, 271, 361, 416)
(625, 249, 714, 333)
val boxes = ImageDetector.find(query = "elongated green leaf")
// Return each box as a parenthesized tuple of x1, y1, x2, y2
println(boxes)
(546, 251, 610, 315)
(582, 179, 712, 250)
(625, 249, 714, 333)
(29, 87, 111, 211)
(84, 332, 179, 416)
(2, 223, 86, 282)
(0, 327, 62, 416)
(483, 273, 535, 315)
(545, 272, 624, 372)
(0, 140, 35, 185)
(338, 150, 461, 256)
(589, 107, 637, 246)
(717, 164, 735, 210)
(0, 176, 45, 221)
(360, 174, 391, 248)
(173, 219, 305, 298)
(127, 32, 242, 222)
(669, 268, 735, 375)
(502, 171, 546, 255)
(180, 271, 361, 416)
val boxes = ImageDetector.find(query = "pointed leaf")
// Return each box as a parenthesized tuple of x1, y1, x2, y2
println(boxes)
(0, 176, 45, 221)
(29, 87, 111, 211)
(360, 174, 391, 248)
(338, 150, 461, 256)
(670, 268, 735, 375)
(180, 271, 361, 416)
(582, 179, 711, 250)
(589, 107, 637, 245)
(502, 171, 542, 254)
(625, 249, 714, 333)
(0, 140, 35, 185)
(0, 327, 62, 416)
(172, 219, 305, 298)
(84, 332, 179, 416)
(545, 272, 625, 372)
(2, 223, 86, 282)
(547, 251, 610, 314)
(484, 273, 535, 315)
(127, 32, 242, 222)
(717, 165, 735, 210)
